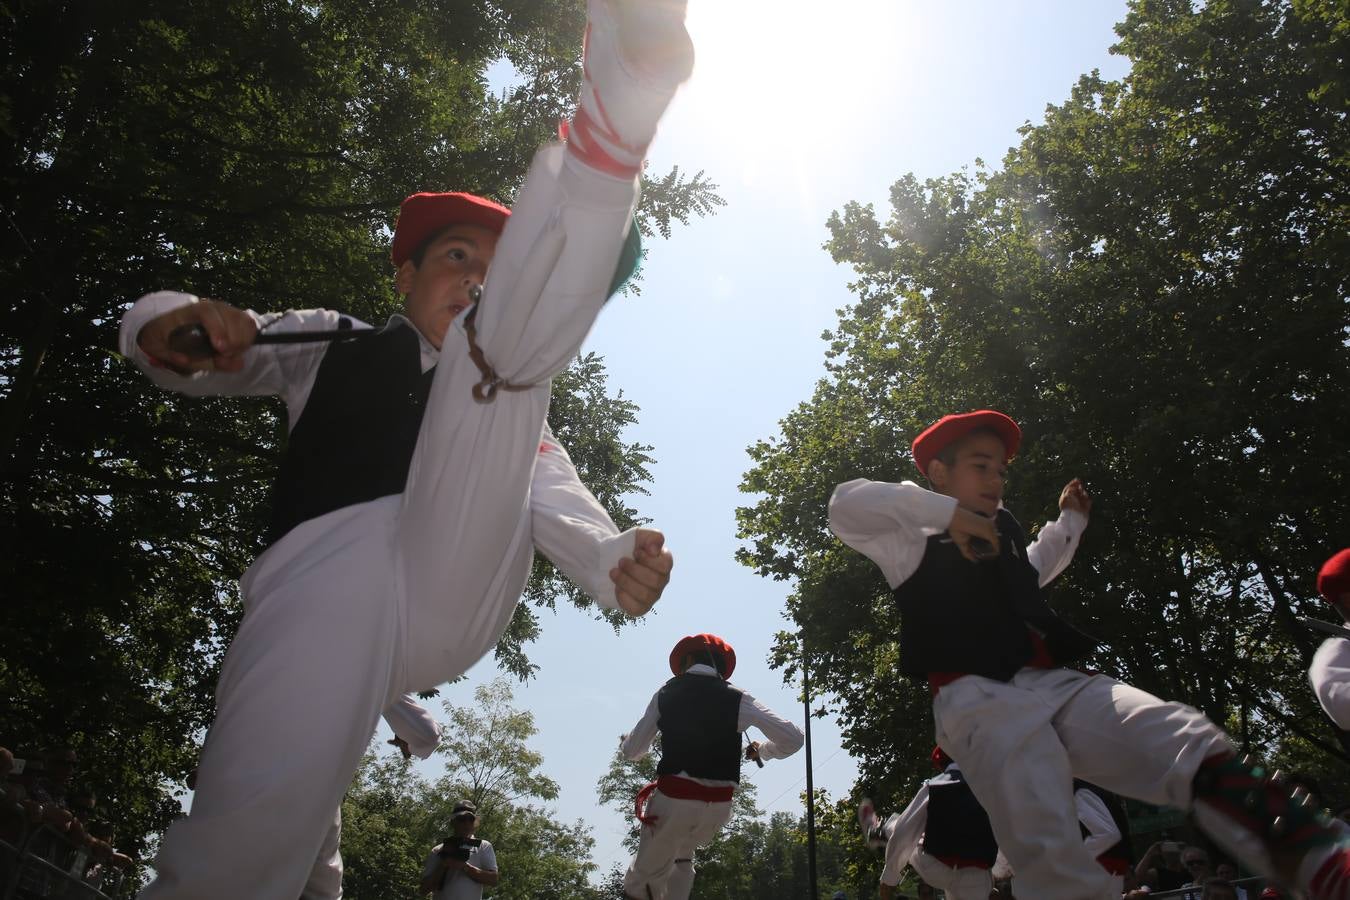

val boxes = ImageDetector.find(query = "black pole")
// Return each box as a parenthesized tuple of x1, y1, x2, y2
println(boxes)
(802, 638, 818, 899)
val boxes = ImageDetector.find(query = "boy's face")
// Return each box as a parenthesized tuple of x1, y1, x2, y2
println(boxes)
(928, 431, 1008, 518)
(396, 223, 500, 349)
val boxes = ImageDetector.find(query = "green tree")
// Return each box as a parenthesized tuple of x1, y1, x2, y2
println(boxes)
(341, 676, 602, 900)
(1, 0, 720, 861)
(737, 0, 1349, 811)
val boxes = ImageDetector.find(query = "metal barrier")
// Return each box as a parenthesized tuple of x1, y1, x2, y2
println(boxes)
(1142, 875, 1267, 899)
(0, 820, 126, 900)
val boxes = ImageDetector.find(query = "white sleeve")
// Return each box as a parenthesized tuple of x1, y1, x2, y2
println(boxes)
(1025, 508, 1087, 587)
(828, 479, 958, 589)
(474, 839, 497, 873)
(529, 422, 638, 611)
(1075, 788, 1120, 860)
(421, 848, 443, 882)
(736, 691, 804, 762)
(118, 291, 354, 425)
(381, 695, 441, 759)
(620, 692, 662, 761)
(1310, 638, 1350, 730)
(880, 785, 928, 887)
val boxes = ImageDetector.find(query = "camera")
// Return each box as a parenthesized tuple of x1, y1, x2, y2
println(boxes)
(439, 842, 472, 862)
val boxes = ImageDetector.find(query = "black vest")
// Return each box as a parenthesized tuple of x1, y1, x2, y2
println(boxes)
(922, 768, 998, 865)
(1075, 780, 1132, 866)
(655, 673, 743, 782)
(891, 508, 1099, 681)
(266, 322, 434, 547)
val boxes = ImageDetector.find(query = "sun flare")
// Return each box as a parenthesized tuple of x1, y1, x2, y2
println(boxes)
(671, 0, 918, 178)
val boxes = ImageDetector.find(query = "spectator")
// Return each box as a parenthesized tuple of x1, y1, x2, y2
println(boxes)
(1215, 861, 1249, 900)
(65, 784, 97, 843)
(30, 747, 77, 808)
(1201, 877, 1240, 900)
(419, 800, 498, 899)
(1136, 838, 1191, 891)
(1181, 846, 1213, 898)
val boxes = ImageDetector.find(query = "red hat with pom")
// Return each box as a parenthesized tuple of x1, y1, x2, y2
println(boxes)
(1318, 549, 1350, 603)
(670, 634, 736, 679)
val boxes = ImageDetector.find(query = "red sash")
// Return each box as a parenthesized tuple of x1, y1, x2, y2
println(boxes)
(633, 775, 736, 825)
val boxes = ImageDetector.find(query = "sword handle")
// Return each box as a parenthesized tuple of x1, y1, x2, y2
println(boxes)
(167, 323, 215, 360)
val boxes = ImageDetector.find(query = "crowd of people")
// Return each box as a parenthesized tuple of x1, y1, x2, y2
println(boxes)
(1, 743, 135, 897)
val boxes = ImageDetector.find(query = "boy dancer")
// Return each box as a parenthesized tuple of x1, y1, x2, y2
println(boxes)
(1310, 549, 1350, 730)
(620, 634, 804, 900)
(119, 3, 692, 896)
(829, 409, 1350, 900)
(857, 747, 998, 900)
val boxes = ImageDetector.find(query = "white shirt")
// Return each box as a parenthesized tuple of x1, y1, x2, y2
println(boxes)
(421, 838, 496, 900)
(118, 291, 635, 610)
(621, 664, 804, 787)
(1075, 787, 1121, 861)
(879, 779, 930, 887)
(827, 478, 1087, 590)
(1309, 637, 1350, 730)
(382, 695, 441, 759)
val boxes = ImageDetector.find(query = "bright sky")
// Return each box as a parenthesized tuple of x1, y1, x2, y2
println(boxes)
(387, 0, 1136, 880)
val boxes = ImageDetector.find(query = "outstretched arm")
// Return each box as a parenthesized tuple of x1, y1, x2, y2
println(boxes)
(530, 423, 672, 616)
(1026, 478, 1091, 586)
(620, 693, 661, 761)
(119, 290, 349, 420)
(737, 692, 804, 762)
(1310, 638, 1350, 730)
(879, 785, 929, 887)
(382, 695, 441, 759)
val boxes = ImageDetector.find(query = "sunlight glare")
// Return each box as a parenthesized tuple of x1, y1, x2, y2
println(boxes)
(670, 0, 917, 184)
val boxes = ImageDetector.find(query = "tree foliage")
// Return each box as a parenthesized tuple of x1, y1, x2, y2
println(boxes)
(0, 0, 721, 861)
(341, 676, 604, 900)
(737, 0, 1350, 816)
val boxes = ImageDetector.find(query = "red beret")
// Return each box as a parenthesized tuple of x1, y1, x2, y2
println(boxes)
(390, 192, 511, 267)
(911, 410, 1021, 476)
(931, 746, 953, 771)
(670, 634, 736, 679)
(1318, 548, 1350, 603)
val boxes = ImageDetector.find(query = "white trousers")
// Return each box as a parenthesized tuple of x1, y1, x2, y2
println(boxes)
(624, 792, 734, 900)
(933, 667, 1232, 900)
(302, 809, 343, 900)
(139, 147, 641, 900)
(911, 851, 993, 900)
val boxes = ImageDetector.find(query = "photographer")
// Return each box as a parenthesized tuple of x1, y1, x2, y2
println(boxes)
(1135, 837, 1192, 891)
(420, 800, 498, 898)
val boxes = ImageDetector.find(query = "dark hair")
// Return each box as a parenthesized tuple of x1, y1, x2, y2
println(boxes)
(679, 648, 728, 678)
(929, 425, 1007, 473)
(408, 227, 449, 268)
